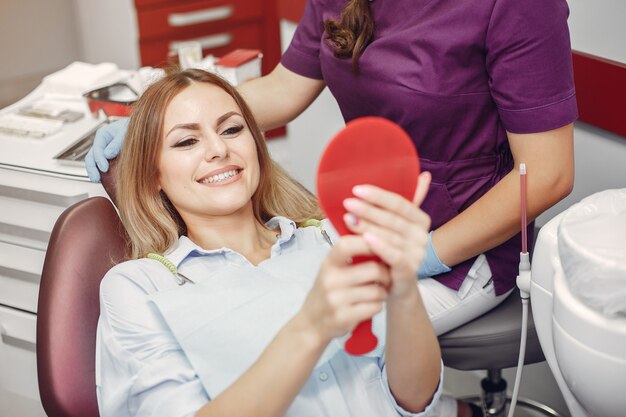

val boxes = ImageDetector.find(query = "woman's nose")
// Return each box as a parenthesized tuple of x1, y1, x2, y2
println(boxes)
(204, 134, 228, 161)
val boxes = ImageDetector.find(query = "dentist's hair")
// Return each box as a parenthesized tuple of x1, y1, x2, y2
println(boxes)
(116, 68, 323, 259)
(323, 0, 374, 72)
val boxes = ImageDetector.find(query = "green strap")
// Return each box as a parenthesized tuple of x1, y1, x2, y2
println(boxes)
(301, 219, 323, 228)
(147, 253, 177, 274)
(147, 252, 194, 285)
(301, 218, 333, 247)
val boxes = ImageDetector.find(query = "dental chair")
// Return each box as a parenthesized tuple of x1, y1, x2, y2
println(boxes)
(36, 205, 556, 417)
(37, 165, 125, 417)
(36, 159, 564, 417)
(531, 188, 626, 417)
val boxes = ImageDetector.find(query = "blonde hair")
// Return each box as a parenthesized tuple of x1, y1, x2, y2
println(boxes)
(116, 68, 323, 259)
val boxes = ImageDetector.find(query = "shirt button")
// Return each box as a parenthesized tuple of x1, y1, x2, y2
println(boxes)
(319, 371, 328, 381)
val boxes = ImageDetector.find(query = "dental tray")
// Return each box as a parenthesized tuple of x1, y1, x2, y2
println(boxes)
(53, 122, 107, 167)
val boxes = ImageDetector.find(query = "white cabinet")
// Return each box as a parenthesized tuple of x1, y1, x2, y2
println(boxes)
(0, 305, 44, 417)
(0, 167, 106, 417)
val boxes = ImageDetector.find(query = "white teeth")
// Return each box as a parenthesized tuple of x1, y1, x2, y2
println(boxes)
(201, 169, 239, 184)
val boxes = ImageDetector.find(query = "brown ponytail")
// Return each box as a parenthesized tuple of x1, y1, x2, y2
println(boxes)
(323, 0, 374, 72)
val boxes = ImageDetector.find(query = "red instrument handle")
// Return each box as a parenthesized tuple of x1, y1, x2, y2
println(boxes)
(346, 319, 378, 354)
(344, 255, 380, 355)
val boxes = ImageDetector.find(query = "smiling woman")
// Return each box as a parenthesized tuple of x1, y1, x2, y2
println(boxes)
(157, 82, 263, 246)
(116, 68, 323, 260)
(97, 68, 444, 417)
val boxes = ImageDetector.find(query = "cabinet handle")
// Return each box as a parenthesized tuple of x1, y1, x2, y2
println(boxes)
(0, 327, 36, 352)
(168, 6, 234, 27)
(170, 33, 233, 52)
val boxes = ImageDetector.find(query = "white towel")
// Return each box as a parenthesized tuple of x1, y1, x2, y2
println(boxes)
(41, 62, 121, 96)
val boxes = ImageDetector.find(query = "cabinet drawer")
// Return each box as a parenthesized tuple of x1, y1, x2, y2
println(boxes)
(135, 0, 195, 9)
(140, 22, 263, 67)
(137, 0, 262, 40)
(0, 196, 66, 250)
(0, 171, 88, 208)
(0, 242, 45, 313)
(0, 305, 46, 417)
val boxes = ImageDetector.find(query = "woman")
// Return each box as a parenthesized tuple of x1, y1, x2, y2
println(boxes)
(96, 68, 444, 417)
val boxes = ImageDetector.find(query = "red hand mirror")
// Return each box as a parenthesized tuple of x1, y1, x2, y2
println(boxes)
(317, 116, 420, 355)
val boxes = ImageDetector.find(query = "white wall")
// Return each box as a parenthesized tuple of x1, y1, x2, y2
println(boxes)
(0, 0, 81, 105)
(537, 0, 626, 225)
(538, 122, 626, 226)
(0, 0, 140, 108)
(72, 0, 140, 70)
(0, 0, 80, 80)
(265, 21, 345, 192)
(568, 0, 626, 64)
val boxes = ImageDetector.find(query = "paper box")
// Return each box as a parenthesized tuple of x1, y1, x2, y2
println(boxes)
(215, 49, 263, 86)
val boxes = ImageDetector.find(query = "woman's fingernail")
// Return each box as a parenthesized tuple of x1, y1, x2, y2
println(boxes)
(363, 232, 378, 245)
(344, 213, 359, 227)
(343, 198, 362, 212)
(352, 185, 370, 198)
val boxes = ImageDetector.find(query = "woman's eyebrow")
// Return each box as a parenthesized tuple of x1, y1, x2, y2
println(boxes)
(166, 123, 200, 137)
(165, 111, 242, 137)
(217, 111, 241, 125)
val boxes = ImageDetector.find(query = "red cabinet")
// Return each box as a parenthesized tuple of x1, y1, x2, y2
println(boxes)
(135, 0, 281, 75)
(277, 0, 307, 23)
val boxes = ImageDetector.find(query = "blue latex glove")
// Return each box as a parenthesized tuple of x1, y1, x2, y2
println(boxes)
(84, 118, 129, 182)
(417, 231, 452, 278)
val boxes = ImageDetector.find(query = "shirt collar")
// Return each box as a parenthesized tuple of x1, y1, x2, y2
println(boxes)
(266, 216, 297, 245)
(164, 216, 298, 268)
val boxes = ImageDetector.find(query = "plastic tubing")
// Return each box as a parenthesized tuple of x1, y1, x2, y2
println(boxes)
(520, 163, 527, 253)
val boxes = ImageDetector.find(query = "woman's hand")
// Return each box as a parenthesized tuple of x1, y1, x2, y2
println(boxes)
(342, 172, 432, 300)
(298, 235, 391, 343)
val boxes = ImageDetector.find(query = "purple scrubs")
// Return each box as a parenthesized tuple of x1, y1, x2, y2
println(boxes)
(281, 0, 578, 295)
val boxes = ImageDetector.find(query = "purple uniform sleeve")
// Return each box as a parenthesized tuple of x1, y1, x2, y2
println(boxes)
(281, 0, 326, 80)
(486, 0, 578, 134)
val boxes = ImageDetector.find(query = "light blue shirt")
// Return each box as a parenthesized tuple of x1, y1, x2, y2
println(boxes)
(96, 217, 443, 417)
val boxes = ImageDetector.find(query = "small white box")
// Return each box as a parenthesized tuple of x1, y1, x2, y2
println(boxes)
(215, 49, 263, 86)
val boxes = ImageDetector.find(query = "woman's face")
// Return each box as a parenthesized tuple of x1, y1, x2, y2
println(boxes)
(157, 81, 260, 222)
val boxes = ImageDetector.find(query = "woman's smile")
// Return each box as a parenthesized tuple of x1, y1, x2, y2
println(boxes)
(197, 166, 243, 186)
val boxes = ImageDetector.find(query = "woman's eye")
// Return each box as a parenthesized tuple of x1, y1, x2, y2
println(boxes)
(173, 137, 198, 148)
(221, 125, 244, 136)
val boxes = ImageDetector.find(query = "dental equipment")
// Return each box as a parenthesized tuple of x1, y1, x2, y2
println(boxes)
(83, 83, 138, 118)
(506, 163, 531, 417)
(532, 188, 626, 417)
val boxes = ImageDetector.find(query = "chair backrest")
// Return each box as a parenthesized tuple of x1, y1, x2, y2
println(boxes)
(37, 196, 127, 417)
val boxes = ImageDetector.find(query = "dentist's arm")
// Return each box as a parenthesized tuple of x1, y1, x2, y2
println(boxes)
(432, 124, 574, 268)
(237, 63, 325, 131)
